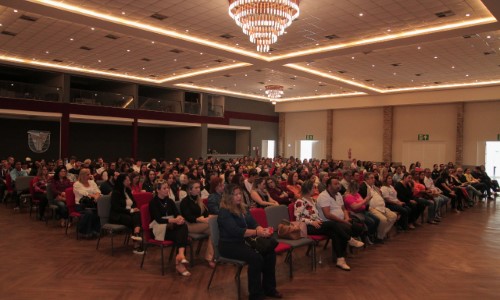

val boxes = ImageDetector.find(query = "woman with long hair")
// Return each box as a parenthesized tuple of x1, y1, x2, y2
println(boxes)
(110, 173, 143, 254)
(142, 170, 157, 193)
(51, 166, 72, 227)
(218, 184, 281, 299)
(250, 177, 279, 208)
(33, 165, 50, 221)
(180, 180, 214, 267)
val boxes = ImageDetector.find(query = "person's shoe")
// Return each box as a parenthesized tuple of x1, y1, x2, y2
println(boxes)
(131, 233, 142, 241)
(133, 247, 145, 255)
(408, 224, 416, 229)
(265, 290, 283, 298)
(336, 257, 351, 271)
(363, 236, 374, 245)
(373, 238, 385, 244)
(13, 206, 20, 211)
(427, 220, 438, 225)
(433, 218, 441, 223)
(348, 237, 364, 248)
(175, 262, 191, 277)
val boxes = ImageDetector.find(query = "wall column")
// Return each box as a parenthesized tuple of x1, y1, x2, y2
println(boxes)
(278, 112, 285, 157)
(326, 110, 333, 160)
(60, 110, 69, 159)
(382, 106, 393, 163)
(132, 118, 138, 159)
(456, 102, 464, 166)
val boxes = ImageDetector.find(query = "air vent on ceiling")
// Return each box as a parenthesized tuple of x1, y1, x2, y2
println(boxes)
(415, 73, 422, 76)
(149, 74, 157, 77)
(288, 87, 294, 90)
(255, 69, 263, 72)
(223, 74, 231, 77)
(289, 77, 296, 80)
(258, 81, 265, 84)
(214, 59, 223, 63)
(362, 50, 372, 55)
(318, 84, 327, 87)
(484, 51, 496, 55)
(365, 79, 373, 82)
(105, 34, 120, 40)
(141, 58, 151, 62)
(325, 34, 340, 40)
(435, 10, 455, 18)
(80, 46, 92, 51)
(386, 86, 395, 89)
(184, 66, 192, 69)
(52, 59, 63, 62)
(391, 63, 402, 67)
(1, 31, 17, 37)
(462, 34, 476, 39)
(150, 13, 168, 21)
(20, 14, 38, 22)
(268, 48, 276, 52)
(170, 49, 183, 54)
(220, 33, 235, 39)
(434, 81, 442, 84)
(109, 68, 118, 71)
(337, 70, 347, 74)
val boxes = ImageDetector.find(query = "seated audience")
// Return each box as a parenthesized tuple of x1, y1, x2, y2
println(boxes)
(51, 166, 72, 227)
(395, 173, 426, 223)
(129, 172, 143, 193)
(73, 168, 101, 237)
(142, 170, 157, 193)
(250, 177, 279, 208)
(32, 165, 50, 221)
(286, 171, 302, 200)
(381, 175, 413, 230)
(266, 177, 292, 206)
(207, 176, 224, 214)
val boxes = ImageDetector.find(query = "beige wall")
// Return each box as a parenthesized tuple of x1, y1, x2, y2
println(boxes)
(392, 104, 457, 165)
(283, 100, 500, 165)
(284, 111, 327, 159)
(463, 101, 500, 166)
(332, 107, 384, 161)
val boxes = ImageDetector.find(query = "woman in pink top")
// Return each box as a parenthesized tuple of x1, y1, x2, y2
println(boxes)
(343, 180, 379, 244)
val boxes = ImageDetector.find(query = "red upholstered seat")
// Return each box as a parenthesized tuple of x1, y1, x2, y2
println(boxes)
(133, 192, 153, 209)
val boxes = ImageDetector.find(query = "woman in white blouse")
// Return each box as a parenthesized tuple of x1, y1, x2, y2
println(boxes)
(380, 175, 413, 231)
(73, 168, 101, 237)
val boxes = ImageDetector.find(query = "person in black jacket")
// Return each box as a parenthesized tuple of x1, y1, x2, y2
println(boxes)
(394, 173, 425, 226)
(149, 180, 190, 276)
(180, 180, 214, 267)
(218, 184, 281, 300)
(109, 174, 142, 254)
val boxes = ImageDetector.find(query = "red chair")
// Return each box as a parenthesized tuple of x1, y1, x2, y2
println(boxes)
(133, 192, 153, 209)
(287, 203, 330, 257)
(250, 208, 293, 277)
(140, 203, 177, 276)
(3, 173, 13, 206)
(65, 187, 82, 239)
(202, 198, 208, 207)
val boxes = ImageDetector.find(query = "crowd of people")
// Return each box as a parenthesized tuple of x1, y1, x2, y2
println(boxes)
(1, 155, 499, 300)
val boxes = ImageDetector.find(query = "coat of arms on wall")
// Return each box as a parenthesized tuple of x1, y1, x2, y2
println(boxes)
(28, 130, 51, 153)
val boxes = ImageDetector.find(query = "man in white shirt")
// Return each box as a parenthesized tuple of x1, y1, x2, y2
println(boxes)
(423, 168, 449, 218)
(244, 169, 259, 194)
(317, 177, 364, 246)
(364, 172, 397, 242)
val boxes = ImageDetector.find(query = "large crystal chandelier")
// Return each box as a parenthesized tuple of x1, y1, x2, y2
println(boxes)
(265, 85, 284, 101)
(228, 0, 300, 52)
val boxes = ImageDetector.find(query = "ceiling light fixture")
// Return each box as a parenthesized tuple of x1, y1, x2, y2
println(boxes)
(228, 0, 300, 52)
(265, 85, 284, 99)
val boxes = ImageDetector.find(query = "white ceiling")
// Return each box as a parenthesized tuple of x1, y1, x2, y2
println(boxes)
(0, 0, 499, 104)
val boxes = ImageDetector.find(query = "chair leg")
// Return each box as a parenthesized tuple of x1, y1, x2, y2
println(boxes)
(288, 250, 293, 278)
(190, 243, 194, 268)
(323, 238, 330, 250)
(65, 217, 70, 235)
(311, 244, 316, 271)
(235, 265, 243, 300)
(96, 229, 103, 250)
(169, 246, 176, 262)
(140, 244, 148, 269)
(110, 231, 114, 256)
(196, 240, 204, 255)
(207, 263, 218, 290)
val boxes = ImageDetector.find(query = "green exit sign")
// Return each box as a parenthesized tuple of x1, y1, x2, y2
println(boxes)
(418, 134, 430, 141)
(305, 135, 314, 140)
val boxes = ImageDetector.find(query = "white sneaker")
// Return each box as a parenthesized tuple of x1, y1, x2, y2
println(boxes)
(348, 237, 364, 248)
(336, 257, 350, 271)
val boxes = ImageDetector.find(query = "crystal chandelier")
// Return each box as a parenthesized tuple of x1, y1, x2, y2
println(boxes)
(265, 85, 284, 101)
(228, 0, 300, 52)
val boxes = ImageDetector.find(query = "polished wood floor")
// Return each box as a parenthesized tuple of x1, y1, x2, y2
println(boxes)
(1, 198, 499, 300)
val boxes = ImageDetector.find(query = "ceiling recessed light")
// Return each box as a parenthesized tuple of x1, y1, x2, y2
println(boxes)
(351, 56, 355, 59)
(91, 27, 95, 30)
(69, 38, 74, 41)
(387, 29, 391, 32)
(200, 52, 203, 55)
(486, 35, 491, 39)
(98, 60, 101, 62)
(121, 11, 126, 15)
(372, 64, 375, 67)
(465, 13, 471, 17)
(0, 24, 3, 27)
(142, 67, 145, 70)
(315, 43, 319, 46)
(151, 41, 155, 44)
(451, 65, 455, 69)
(393, 72, 397, 75)
(434, 56, 438, 59)
(185, 30, 189, 32)
(465, 74, 469, 77)
(359, 13, 364, 17)
(45, 51, 49, 54)
(13, 9, 18, 13)
(417, 46, 421, 50)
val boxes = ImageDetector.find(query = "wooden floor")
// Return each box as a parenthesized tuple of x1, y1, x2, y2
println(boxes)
(1, 197, 499, 300)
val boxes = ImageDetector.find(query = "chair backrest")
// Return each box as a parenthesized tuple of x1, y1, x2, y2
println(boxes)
(288, 203, 297, 221)
(202, 198, 208, 207)
(15, 176, 35, 191)
(29, 178, 36, 197)
(96, 194, 112, 225)
(265, 205, 290, 229)
(5, 173, 13, 192)
(250, 208, 268, 227)
(175, 200, 181, 214)
(133, 192, 153, 209)
(208, 217, 221, 259)
(65, 187, 76, 213)
(140, 204, 153, 241)
(46, 182, 54, 204)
